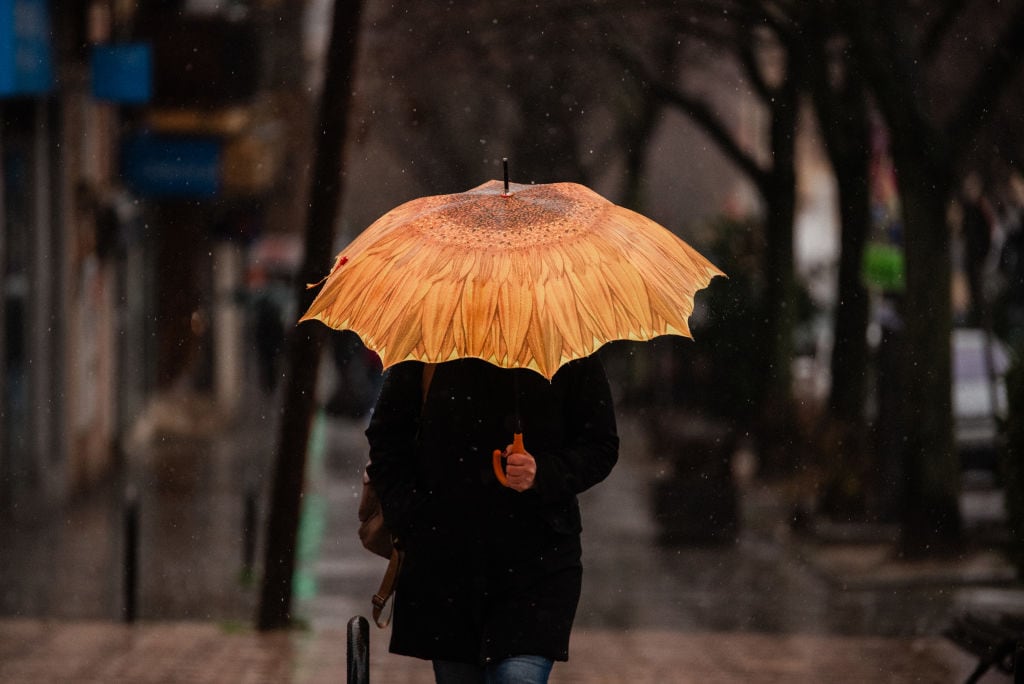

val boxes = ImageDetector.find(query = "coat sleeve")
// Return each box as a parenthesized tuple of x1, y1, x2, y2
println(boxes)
(365, 362, 427, 541)
(531, 355, 619, 502)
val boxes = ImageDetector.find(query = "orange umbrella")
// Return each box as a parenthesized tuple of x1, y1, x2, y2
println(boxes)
(301, 172, 724, 482)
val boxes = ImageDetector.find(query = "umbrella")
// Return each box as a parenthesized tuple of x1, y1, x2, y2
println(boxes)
(301, 170, 724, 483)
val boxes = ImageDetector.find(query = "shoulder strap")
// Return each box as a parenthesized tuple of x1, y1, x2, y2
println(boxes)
(422, 362, 436, 405)
(371, 547, 404, 627)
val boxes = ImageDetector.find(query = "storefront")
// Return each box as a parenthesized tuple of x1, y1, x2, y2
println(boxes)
(2, 0, 298, 513)
(1, 0, 154, 509)
(1, 0, 63, 509)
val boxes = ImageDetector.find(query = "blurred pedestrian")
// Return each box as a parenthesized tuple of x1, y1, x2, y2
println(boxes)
(998, 173, 1024, 346)
(249, 270, 288, 394)
(960, 173, 997, 326)
(365, 356, 618, 684)
(325, 330, 383, 419)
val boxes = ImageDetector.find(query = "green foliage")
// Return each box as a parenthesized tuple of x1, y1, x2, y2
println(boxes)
(1003, 341, 1024, 577)
(862, 241, 905, 292)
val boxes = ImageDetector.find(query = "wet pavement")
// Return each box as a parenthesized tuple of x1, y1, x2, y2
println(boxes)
(301, 411, 1019, 640)
(0, 379, 1019, 681)
(0, 389, 274, 623)
(0, 618, 978, 683)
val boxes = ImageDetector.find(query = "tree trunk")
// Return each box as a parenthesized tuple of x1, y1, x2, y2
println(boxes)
(616, 97, 664, 406)
(762, 178, 796, 403)
(257, 0, 364, 631)
(896, 165, 961, 554)
(838, 0, 1024, 553)
(800, 4, 873, 431)
(830, 168, 871, 412)
(755, 95, 799, 475)
(809, 59, 873, 516)
(823, 109, 871, 426)
(619, 108, 658, 212)
(816, 168, 872, 515)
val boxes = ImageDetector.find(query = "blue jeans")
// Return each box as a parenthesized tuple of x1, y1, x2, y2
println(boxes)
(432, 655, 554, 684)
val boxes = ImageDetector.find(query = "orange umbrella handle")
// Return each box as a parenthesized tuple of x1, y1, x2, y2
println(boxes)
(491, 432, 524, 488)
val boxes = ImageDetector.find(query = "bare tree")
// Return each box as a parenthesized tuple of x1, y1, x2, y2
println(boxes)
(797, 3, 874, 516)
(616, 1, 804, 471)
(838, 0, 1024, 553)
(356, 3, 661, 193)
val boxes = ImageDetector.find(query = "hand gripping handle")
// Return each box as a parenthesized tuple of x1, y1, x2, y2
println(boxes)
(491, 432, 524, 488)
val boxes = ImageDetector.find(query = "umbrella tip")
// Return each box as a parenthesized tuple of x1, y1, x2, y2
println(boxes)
(502, 158, 510, 196)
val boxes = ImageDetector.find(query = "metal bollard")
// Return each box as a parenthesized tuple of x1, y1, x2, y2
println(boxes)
(347, 616, 370, 684)
(123, 486, 139, 623)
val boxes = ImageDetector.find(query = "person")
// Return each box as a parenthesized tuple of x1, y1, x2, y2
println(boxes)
(960, 173, 996, 326)
(365, 355, 619, 684)
(325, 330, 383, 419)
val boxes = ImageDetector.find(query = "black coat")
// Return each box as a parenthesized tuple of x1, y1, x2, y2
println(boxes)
(366, 356, 619, 665)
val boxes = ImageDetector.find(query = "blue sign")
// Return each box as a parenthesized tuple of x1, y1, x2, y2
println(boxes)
(121, 133, 222, 198)
(0, 0, 54, 97)
(92, 43, 152, 104)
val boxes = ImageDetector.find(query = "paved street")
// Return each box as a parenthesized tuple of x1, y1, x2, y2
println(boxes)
(0, 381, 1018, 682)
(0, 618, 976, 683)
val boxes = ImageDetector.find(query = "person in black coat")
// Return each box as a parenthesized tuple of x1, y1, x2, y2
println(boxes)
(366, 355, 619, 683)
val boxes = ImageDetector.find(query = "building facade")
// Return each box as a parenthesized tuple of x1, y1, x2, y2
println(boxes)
(1, 0, 307, 513)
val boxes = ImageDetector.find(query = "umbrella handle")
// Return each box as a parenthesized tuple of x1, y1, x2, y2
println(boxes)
(491, 432, 524, 488)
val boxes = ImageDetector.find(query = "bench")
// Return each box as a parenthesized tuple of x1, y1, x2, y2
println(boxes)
(943, 612, 1024, 683)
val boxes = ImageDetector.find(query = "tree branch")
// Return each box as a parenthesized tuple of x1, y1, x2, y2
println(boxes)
(946, 1, 1024, 166)
(737, 25, 776, 102)
(611, 46, 768, 188)
(655, 79, 769, 188)
(840, 1, 946, 163)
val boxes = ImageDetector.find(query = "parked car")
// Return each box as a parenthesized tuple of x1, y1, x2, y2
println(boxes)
(953, 327, 1009, 474)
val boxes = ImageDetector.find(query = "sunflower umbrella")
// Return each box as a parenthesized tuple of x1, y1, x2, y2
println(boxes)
(300, 175, 724, 483)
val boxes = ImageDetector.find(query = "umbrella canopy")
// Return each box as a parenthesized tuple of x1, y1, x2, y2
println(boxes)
(301, 179, 724, 380)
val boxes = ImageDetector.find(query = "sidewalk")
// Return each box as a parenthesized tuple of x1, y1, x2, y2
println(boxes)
(0, 386, 276, 623)
(0, 618, 979, 683)
(0, 388, 1018, 681)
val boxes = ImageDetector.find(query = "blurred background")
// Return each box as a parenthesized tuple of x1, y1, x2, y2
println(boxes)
(1, 0, 1023, 679)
